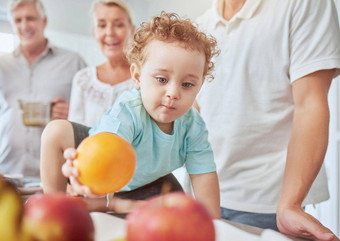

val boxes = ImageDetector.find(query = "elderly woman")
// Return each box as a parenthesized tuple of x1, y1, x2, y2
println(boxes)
(68, 0, 135, 127)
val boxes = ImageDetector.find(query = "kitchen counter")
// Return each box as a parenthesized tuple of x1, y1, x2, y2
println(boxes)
(91, 212, 309, 241)
(20, 189, 308, 241)
(222, 219, 307, 241)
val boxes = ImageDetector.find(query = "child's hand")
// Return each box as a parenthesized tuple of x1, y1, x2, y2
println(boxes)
(62, 148, 104, 198)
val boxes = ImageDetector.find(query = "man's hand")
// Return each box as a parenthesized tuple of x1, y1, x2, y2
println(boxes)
(51, 97, 69, 120)
(277, 204, 339, 241)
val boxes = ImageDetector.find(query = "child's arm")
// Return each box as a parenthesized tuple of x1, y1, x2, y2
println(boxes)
(190, 172, 220, 219)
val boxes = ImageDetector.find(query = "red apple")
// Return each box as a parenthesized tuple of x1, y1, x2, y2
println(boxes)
(126, 192, 215, 241)
(23, 193, 94, 241)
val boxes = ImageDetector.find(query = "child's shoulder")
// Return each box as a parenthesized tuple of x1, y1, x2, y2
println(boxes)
(116, 88, 142, 107)
(180, 107, 206, 129)
(110, 89, 144, 118)
(183, 107, 204, 120)
(177, 108, 209, 144)
(103, 88, 146, 133)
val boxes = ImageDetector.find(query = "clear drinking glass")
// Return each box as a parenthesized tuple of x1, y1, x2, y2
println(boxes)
(18, 100, 51, 126)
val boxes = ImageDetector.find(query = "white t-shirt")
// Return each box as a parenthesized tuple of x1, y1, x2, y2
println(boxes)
(196, 0, 340, 213)
(68, 66, 134, 126)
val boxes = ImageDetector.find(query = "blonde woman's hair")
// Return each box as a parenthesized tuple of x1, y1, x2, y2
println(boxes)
(90, 0, 133, 24)
(125, 11, 219, 81)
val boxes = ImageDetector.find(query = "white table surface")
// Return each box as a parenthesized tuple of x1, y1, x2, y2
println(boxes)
(90, 212, 305, 241)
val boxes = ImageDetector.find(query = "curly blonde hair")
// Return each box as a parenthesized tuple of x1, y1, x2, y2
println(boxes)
(125, 11, 219, 81)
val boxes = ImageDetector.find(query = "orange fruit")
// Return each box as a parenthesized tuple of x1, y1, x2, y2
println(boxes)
(74, 132, 136, 195)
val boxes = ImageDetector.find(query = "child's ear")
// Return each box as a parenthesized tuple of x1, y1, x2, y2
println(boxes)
(130, 63, 141, 89)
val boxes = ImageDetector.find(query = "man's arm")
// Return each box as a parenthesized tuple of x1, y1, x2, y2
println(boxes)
(277, 69, 339, 241)
(190, 172, 220, 219)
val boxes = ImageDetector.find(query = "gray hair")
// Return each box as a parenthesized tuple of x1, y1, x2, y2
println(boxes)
(8, 0, 46, 21)
(90, 0, 133, 25)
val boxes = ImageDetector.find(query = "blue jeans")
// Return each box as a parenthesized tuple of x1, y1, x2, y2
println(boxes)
(221, 207, 279, 231)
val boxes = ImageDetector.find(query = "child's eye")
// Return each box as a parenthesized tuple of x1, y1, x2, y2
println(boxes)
(182, 82, 194, 88)
(156, 77, 167, 84)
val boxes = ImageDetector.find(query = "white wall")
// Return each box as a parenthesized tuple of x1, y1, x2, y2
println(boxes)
(0, 0, 212, 35)
(0, 0, 212, 65)
(125, 0, 212, 25)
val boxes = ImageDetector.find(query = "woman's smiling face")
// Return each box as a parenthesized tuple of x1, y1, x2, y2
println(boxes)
(131, 40, 206, 134)
(93, 4, 133, 62)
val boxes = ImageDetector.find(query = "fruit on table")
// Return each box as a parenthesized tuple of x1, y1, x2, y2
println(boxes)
(74, 132, 136, 195)
(126, 192, 215, 241)
(0, 176, 24, 241)
(23, 193, 95, 241)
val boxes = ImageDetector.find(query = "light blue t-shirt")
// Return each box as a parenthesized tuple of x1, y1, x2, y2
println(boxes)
(89, 88, 216, 191)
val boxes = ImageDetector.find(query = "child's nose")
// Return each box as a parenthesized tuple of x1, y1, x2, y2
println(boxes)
(166, 85, 180, 100)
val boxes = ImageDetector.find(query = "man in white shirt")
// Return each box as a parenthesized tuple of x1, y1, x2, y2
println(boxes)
(0, 0, 86, 178)
(196, 0, 340, 240)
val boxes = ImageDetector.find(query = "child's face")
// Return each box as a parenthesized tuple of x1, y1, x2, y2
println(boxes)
(131, 40, 205, 133)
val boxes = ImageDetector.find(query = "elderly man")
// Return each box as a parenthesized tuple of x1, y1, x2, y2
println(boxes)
(0, 0, 86, 179)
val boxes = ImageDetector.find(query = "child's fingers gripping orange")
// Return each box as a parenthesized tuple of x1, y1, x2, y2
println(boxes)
(74, 132, 136, 195)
